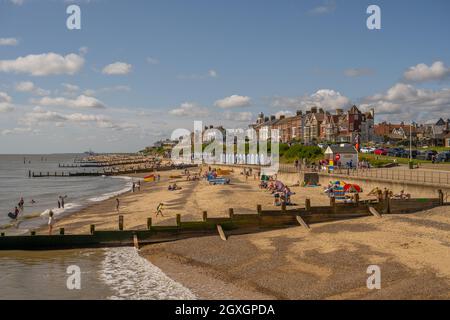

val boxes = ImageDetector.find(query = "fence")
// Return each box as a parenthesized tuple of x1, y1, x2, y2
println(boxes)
(278, 163, 450, 186)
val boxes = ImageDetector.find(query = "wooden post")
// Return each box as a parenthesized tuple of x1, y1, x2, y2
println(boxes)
(30, 231, 36, 236)
(147, 218, 152, 230)
(90, 224, 95, 235)
(118, 215, 124, 231)
(28, 170, 31, 178)
(384, 196, 391, 214)
(281, 202, 286, 212)
(176, 214, 181, 227)
(438, 189, 444, 205)
(330, 197, 336, 207)
(305, 198, 311, 211)
(59, 228, 65, 235)
(202, 211, 208, 222)
(354, 193, 360, 206)
(228, 208, 234, 219)
(257, 204, 262, 215)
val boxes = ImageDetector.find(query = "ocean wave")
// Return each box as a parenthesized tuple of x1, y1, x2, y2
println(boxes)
(100, 247, 196, 300)
(88, 176, 136, 202)
(39, 203, 81, 217)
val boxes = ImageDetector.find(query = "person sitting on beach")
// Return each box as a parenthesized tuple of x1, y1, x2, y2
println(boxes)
(48, 210, 55, 235)
(155, 203, 164, 217)
(30, 199, 36, 204)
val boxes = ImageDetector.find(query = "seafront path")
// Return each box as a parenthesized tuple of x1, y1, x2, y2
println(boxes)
(277, 164, 450, 188)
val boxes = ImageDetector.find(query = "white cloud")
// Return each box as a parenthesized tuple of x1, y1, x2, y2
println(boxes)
(0, 38, 19, 46)
(177, 69, 218, 80)
(20, 106, 137, 131)
(403, 61, 450, 82)
(15, 81, 50, 96)
(1, 127, 40, 136)
(224, 111, 253, 122)
(82, 85, 131, 97)
(275, 110, 294, 118)
(0, 53, 84, 76)
(0, 92, 12, 103)
(208, 69, 218, 78)
(0, 92, 15, 113)
(78, 46, 88, 55)
(102, 62, 132, 75)
(62, 83, 80, 92)
(169, 102, 209, 117)
(146, 57, 159, 65)
(33, 95, 106, 109)
(308, 0, 336, 15)
(214, 95, 251, 109)
(10, 0, 24, 5)
(344, 68, 374, 77)
(271, 89, 351, 110)
(361, 83, 450, 122)
(0, 103, 14, 113)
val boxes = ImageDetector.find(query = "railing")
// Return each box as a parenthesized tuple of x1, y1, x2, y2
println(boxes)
(278, 164, 450, 186)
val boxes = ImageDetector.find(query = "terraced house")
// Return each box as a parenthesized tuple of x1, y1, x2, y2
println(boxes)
(250, 106, 375, 144)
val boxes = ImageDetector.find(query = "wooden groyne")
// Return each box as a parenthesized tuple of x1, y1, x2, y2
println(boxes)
(28, 164, 197, 178)
(59, 160, 157, 168)
(0, 193, 445, 251)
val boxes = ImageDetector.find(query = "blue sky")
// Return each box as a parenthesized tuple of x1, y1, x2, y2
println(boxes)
(0, 0, 449, 153)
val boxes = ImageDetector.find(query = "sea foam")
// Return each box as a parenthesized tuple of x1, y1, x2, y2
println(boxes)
(100, 247, 196, 300)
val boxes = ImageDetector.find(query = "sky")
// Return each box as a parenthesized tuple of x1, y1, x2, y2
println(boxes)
(0, 0, 449, 153)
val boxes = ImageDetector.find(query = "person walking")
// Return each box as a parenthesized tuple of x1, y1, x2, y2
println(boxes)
(48, 210, 55, 235)
(155, 203, 164, 217)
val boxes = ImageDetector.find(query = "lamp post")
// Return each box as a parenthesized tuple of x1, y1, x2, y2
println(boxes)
(409, 123, 413, 169)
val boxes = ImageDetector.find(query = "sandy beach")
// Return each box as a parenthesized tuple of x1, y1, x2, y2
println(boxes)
(45, 166, 450, 299)
(49, 166, 330, 234)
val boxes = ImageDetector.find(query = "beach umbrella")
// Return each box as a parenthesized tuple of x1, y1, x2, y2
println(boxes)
(344, 184, 362, 193)
(144, 174, 155, 182)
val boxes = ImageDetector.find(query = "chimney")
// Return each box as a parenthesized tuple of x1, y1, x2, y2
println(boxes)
(311, 107, 318, 114)
(296, 110, 303, 116)
(279, 115, 285, 120)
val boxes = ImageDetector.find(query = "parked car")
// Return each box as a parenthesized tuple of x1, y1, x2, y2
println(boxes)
(360, 147, 373, 153)
(374, 148, 388, 156)
(401, 150, 419, 159)
(387, 148, 406, 157)
(436, 151, 450, 162)
(416, 151, 436, 161)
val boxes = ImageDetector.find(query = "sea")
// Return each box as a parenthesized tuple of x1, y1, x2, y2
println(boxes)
(0, 154, 195, 300)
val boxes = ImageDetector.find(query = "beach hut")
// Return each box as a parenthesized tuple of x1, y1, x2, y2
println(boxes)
(324, 145, 359, 168)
